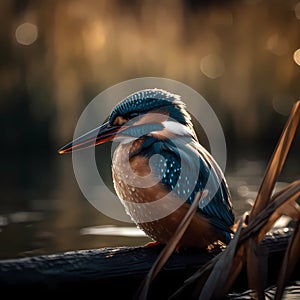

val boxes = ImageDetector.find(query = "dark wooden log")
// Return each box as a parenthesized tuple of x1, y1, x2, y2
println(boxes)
(0, 228, 298, 299)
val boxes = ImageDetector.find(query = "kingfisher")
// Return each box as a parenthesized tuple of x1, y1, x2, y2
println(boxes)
(59, 89, 234, 249)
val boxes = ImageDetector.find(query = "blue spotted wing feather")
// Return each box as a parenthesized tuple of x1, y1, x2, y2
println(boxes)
(138, 136, 234, 240)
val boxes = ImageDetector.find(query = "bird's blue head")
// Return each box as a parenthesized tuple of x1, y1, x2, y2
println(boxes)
(109, 89, 191, 126)
(59, 89, 196, 154)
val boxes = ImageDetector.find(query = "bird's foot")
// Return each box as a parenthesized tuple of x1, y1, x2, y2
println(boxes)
(145, 241, 161, 247)
(207, 240, 226, 254)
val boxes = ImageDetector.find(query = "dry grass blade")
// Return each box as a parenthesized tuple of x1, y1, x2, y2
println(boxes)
(236, 183, 299, 299)
(136, 191, 206, 300)
(246, 238, 268, 300)
(171, 181, 300, 299)
(205, 182, 299, 299)
(205, 181, 299, 299)
(221, 183, 299, 296)
(198, 215, 245, 300)
(275, 219, 300, 300)
(221, 244, 246, 295)
(250, 101, 299, 221)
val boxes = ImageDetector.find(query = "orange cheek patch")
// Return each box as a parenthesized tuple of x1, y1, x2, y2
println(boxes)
(113, 116, 128, 126)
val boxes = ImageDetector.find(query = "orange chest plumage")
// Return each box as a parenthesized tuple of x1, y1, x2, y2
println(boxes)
(112, 139, 222, 248)
(112, 139, 168, 204)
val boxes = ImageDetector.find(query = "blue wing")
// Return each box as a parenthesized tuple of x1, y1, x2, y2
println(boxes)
(137, 136, 234, 240)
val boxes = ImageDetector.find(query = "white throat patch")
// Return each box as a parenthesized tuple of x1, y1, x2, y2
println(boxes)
(162, 120, 192, 136)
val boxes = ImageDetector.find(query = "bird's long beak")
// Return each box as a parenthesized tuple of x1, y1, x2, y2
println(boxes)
(58, 122, 124, 154)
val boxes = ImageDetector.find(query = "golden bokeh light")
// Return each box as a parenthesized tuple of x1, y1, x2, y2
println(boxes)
(15, 22, 38, 46)
(200, 54, 225, 79)
(83, 22, 106, 53)
(293, 48, 300, 66)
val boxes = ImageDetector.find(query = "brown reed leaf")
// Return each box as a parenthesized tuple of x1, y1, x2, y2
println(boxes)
(173, 181, 299, 299)
(246, 238, 268, 300)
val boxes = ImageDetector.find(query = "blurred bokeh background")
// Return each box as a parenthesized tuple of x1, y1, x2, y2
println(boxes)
(0, 0, 299, 258)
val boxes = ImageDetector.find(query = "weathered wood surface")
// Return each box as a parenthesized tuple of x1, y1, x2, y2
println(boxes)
(0, 228, 298, 299)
